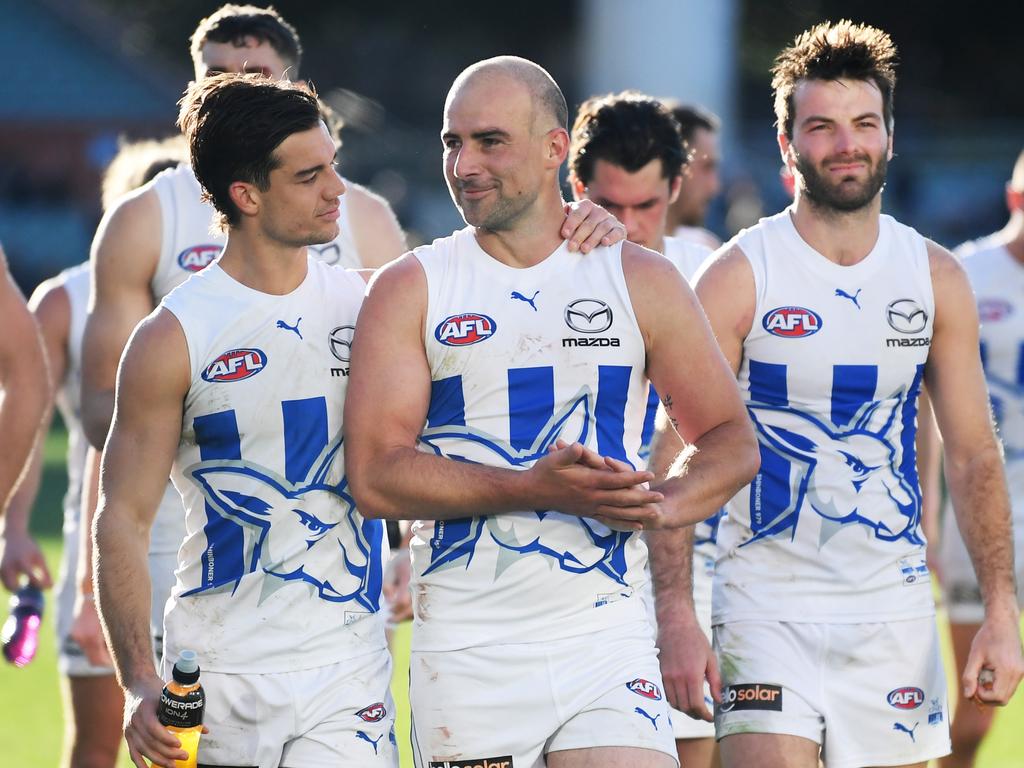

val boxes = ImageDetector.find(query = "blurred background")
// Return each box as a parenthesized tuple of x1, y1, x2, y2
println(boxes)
(1, 0, 1022, 294)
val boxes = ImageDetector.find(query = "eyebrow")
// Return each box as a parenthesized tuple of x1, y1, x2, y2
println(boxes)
(294, 155, 338, 178)
(802, 112, 882, 126)
(441, 128, 512, 142)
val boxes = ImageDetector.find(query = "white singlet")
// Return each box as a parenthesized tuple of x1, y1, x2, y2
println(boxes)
(160, 258, 386, 673)
(714, 209, 935, 625)
(410, 228, 652, 652)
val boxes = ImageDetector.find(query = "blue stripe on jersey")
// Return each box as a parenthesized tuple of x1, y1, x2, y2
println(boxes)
(282, 398, 329, 484)
(596, 365, 632, 464)
(427, 375, 466, 427)
(640, 386, 660, 456)
(898, 364, 925, 505)
(979, 340, 988, 371)
(1017, 342, 1024, 386)
(508, 367, 555, 452)
(830, 365, 878, 428)
(424, 517, 484, 574)
(747, 359, 792, 532)
(193, 410, 244, 590)
(749, 360, 788, 406)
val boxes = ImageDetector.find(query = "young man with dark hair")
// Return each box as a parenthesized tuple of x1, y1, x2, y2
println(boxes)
(569, 90, 721, 768)
(665, 103, 722, 250)
(927, 148, 1024, 768)
(95, 74, 395, 768)
(189, 4, 302, 77)
(345, 56, 759, 768)
(680, 20, 1023, 767)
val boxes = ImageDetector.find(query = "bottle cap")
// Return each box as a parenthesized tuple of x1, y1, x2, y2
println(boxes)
(172, 649, 201, 684)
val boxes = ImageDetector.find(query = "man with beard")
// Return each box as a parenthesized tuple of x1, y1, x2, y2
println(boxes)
(680, 21, 1023, 768)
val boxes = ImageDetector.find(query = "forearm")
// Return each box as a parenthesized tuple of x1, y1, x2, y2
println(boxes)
(2, 440, 43, 536)
(94, 505, 157, 687)
(354, 445, 536, 520)
(0, 374, 48, 513)
(945, 441, 1019, 615)
(655, 419, 758, 528)
(77, 448, 102, 594)
(647, 525, 697, 626)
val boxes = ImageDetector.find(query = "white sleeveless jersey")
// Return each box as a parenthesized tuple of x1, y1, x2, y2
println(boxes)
(160, 259, 386, 673)
(54, 264, 90, 535)
(714, 209, 935, 624)
(149, 164, 360, 300)
(956, 236, 1024, 508)
(411, 227, 652, 651)
(639, 236, 721, 558)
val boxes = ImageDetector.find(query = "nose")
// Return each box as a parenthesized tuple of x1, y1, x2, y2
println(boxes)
(452, 144, 479, 180)
(329, 168, 346, 198)
(619, 208, 639, 240)
(833, 125, 857, 154)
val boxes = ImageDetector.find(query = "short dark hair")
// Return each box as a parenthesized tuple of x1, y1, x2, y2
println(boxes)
(772, 20, 898, 139)
(190, 4, 302, 76)
(666, 103, 720, 147)
(177, 73, 321, 228)
(569, 92, 685, 186)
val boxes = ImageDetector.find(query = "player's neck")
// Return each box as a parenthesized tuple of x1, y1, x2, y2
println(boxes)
(473, 198, 568, 268)
(789, 194, 882, 266)
(999, 213, 1024, 263)
(218, 230, 309, 295)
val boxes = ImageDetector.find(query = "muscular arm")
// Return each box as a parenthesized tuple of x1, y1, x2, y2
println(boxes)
(0, 276, 66, 587)
(0, 247, 50, 517)
(345, 255, 663, 524)
(347, 183, 407, 269)
(81, 188, 162, 448)
(924, 241, 1023, 704)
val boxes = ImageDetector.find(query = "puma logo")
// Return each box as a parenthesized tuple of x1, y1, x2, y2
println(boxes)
(511, 290, 540, 311)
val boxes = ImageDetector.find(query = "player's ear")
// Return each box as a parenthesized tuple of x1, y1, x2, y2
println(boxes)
(1006, 183, 1024, 214)
(229, 181, 260, 218)
(668, 174, 682, 205)
(546, 128, 570, 169)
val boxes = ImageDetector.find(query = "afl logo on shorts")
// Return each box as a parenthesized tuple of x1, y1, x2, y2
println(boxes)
(201, 348, 267, 383)
(887, 687, 924, 710)
(355, 702, 387, 722)
(626, 678, 663, 700)
(978, 298, 1013, 323)
(762, 306, 822, 338)
(177, 244, 221, 273)
(435, 313, 497, 347)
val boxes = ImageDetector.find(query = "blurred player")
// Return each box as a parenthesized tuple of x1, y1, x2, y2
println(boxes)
(345, 56, 758, 768)
(0, 246, 48, 523)
(665, 103, 722, 250)
(568, 91, 718, 768)
(685, 21, 1023, 768)
(931, 149, 1024, 768)
(2, 138, 182, 768)
(96, 75, 397, 768)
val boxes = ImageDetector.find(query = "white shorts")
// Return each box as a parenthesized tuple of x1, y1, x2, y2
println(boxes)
(162, 647, 396, 768)
(410, 620, 678, 768)
(713, 618, 950, 768)
(642, 554, 716, 741)
(938, 504, 1024, 624)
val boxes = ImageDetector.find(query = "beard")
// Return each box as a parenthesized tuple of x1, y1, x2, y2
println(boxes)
(453, 182, 537, 232)
(795, 150, 887, 213)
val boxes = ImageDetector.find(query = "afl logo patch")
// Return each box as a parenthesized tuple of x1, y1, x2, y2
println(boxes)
(626, 678, 663, 700)
(887, 687, 924, 710)
(177, 244, 221, 273)
(978, 298, 1013, 323)
(355, 702, 387, 722)
(886, 299, 928, 334)
(435, 313, 497, 346)
(762, 306, 822, 338)
(201, 348, 267, 383)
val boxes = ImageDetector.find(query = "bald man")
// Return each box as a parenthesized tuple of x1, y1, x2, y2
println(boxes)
(346, 56, 758, 768)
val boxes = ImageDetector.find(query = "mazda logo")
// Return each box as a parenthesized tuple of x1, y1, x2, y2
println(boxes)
(886, 299, 928, 334)
(564, 298, 613, 334)
(329, 325, 355, 362)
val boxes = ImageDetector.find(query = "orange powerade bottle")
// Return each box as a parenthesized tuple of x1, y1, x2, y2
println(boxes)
(157, 650, 205, 768)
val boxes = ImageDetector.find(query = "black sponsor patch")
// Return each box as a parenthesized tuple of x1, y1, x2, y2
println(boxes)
(429, 758, 513, 768)
(719, 683, 783, 713)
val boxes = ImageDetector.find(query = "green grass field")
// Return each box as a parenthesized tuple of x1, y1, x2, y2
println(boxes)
(1, 426, 1021, 766)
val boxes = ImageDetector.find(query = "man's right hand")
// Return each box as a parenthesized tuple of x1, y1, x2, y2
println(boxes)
(124, 676, 188, 768)
(70, 593, 113, 668)
(528, 442, 663, 529)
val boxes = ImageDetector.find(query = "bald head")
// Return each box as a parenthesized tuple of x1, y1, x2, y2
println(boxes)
(447, 56, 567, 133)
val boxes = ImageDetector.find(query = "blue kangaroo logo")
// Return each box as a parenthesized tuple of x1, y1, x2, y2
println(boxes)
(892, 721, 918, 742)
(276, 317, 303, 339)
(184, 435, 381, 610)
(510, 290, 540, 311)
(983, 372, 1024, 461)
(634, 707, 661, 730)
(746, 392, 922, 545)
(418, 388, 634, 585)
(834, 288, 862, 309)
(356, 731, 383, 754)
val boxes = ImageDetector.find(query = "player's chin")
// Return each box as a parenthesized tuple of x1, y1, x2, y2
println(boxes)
(308, 222, 340, 245)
